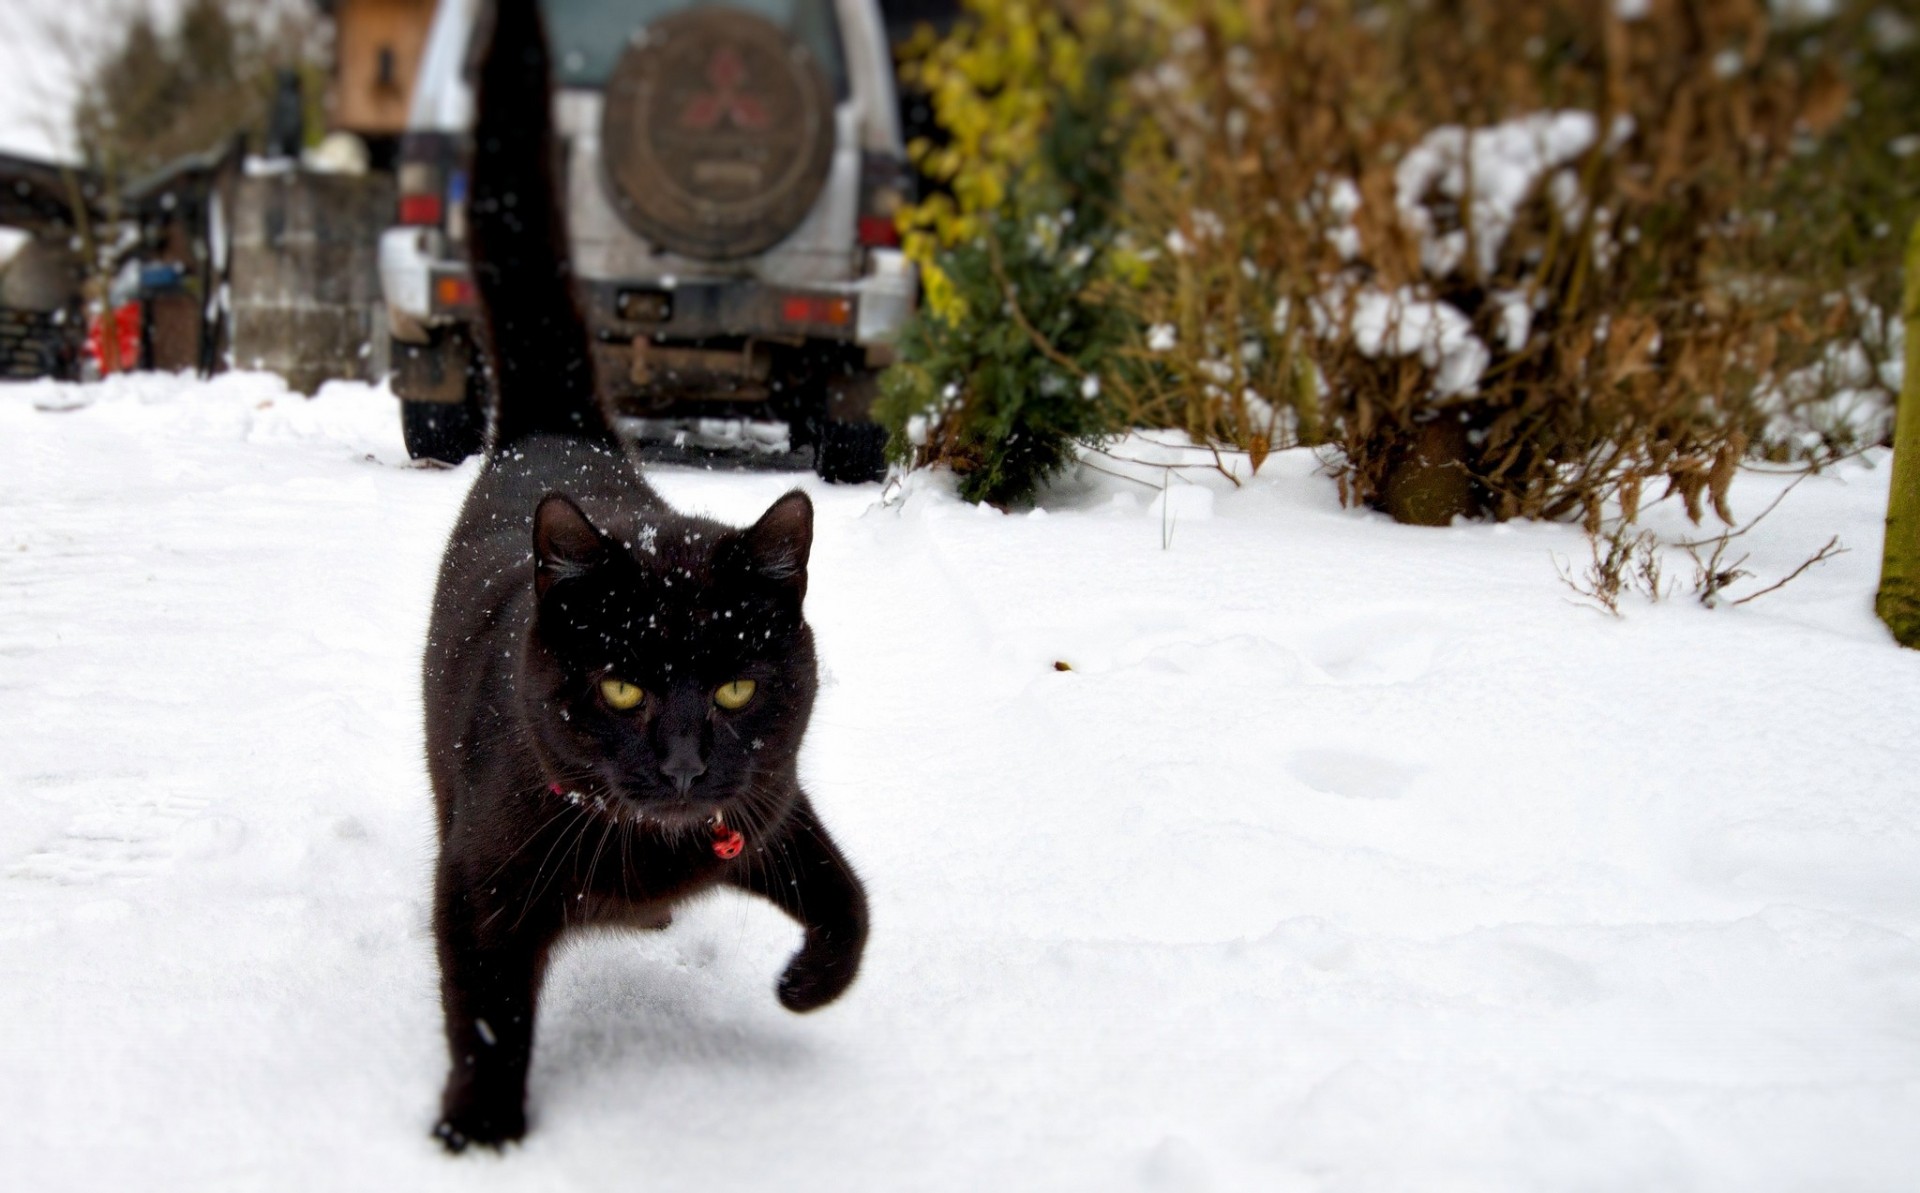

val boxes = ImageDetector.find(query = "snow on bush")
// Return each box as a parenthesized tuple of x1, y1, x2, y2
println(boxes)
(1306, 285, 1490, 399)
(1394, 111, 1629, 279)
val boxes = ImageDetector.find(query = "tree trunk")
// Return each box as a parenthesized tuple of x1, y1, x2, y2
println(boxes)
(1876, 220, 1920, 647)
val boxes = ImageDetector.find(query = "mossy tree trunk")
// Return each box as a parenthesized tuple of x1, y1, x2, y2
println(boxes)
(1876, 220, 1920, 647)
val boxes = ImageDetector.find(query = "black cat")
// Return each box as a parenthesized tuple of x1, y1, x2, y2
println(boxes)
(423, 0, 868, 1151)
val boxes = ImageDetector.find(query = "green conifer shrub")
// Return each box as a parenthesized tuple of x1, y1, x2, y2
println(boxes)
(875, 3, 1141, 507)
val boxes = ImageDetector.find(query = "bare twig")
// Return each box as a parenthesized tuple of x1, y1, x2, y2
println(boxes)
(1557, 522, 1666, 615)
(1729, 535, 1846, 606)
(1073, 457, 1165, 491)
(1107, 431, 1245, 456)
(1686, 538, 1753, 607)
(1670, 468, 1814, 550)
(1554, 552, 1621, 616)
(1085, 442, 1238, 474)
(1160, 470, 1176, 550)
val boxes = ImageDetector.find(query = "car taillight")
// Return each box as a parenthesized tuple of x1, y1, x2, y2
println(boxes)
(396, 137, 454, 228)
(434, 275, 476, 308)
(399, 192, 444, 226)
(781, 295, 851, 326)
(857, 215, 900, 248)
(859, 152, 912, 250)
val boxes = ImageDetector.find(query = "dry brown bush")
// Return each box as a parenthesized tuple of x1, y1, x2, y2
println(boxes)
(1117, 0, 1852, 526)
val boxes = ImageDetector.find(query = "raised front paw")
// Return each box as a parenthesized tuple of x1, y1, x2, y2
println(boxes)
(434, 1088, 526, 1153)
(777, 934, 862, 1013)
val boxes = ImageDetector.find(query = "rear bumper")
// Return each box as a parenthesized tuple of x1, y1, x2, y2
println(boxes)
(379, 227, 916, 349)
(378, 227, 457, 343)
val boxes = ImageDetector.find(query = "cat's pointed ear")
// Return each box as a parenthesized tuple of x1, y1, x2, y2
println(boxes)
(739, 490, 813, 596)
(533, 493, 606, 597)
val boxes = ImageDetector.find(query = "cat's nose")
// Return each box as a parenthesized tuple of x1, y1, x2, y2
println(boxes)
(660, 740, 706, 794)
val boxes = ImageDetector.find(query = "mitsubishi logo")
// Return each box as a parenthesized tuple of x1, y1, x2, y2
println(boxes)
(679, 46, 770, 131)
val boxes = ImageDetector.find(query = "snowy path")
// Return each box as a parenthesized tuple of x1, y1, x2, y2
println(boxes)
(3, 373, 1917, 1191)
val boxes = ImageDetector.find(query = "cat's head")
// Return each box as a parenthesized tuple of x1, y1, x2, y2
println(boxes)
(519, 490, 818, 835)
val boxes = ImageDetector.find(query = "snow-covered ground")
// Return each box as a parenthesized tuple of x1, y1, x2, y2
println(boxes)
(3, 372, 1918, 1191)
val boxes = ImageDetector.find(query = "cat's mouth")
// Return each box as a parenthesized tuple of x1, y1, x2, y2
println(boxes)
(624, 800, 747, 859)
(638, 801, 730, 832)
(547, 781, 745, 845)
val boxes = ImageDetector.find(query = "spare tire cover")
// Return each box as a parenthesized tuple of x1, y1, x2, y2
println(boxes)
(600, 8, 837, 260)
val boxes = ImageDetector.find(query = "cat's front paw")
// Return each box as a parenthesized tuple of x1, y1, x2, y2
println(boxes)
(777, 936, 861, 1012)
(434, 1092, 526, 1153)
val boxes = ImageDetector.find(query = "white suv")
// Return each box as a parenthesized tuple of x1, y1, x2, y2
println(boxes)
(379, 0, 916, 479)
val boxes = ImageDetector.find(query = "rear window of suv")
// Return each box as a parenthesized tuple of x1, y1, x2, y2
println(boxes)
(540, 0, 849, 97)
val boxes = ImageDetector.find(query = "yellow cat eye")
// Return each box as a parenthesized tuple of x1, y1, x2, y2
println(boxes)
(713, 680, 756, 710)
(599, 678, 645, 711)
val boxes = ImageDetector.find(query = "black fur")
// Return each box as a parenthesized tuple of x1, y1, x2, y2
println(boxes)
(465, 0, 607, 447)
(424, 0, 867, 1152)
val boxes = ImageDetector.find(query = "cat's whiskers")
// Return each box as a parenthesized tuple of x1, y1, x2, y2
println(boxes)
(509, 802, 602, 932)
(727, 781, 779, 855)
(477, 796, 594, 891)
(481, 799, 594, 931)
(732, 777, 805, 904)
(582, 811, 620, 899)
(616, 817, 635, 903)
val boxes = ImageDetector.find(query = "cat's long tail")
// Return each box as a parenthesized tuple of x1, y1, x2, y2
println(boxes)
(468, 0, 614, 450)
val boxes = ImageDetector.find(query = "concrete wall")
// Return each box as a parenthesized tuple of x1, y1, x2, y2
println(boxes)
(229, 171, 393, 394)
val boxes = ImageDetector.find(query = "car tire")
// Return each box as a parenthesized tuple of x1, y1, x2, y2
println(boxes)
(814, 419, 887, 484)
(402, 396, 484, 464)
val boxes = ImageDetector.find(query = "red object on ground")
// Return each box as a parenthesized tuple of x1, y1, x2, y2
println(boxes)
(88, 302, 142, 374)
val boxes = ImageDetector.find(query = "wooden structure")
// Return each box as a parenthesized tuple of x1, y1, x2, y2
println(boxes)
(124, 143, 245, 376)
(320, 0, 437, 142)
(0, 153, 108, 237)
(0, 154, 108, 380)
